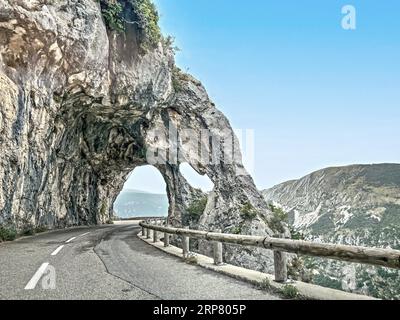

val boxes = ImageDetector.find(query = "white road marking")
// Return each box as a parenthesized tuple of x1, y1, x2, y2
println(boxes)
(78, 232, 90, 238)
(65, 237, 76, 243)
(24, 263, 49, 290)
(51, 245, 64, 256)
(65, 232, 90, 244)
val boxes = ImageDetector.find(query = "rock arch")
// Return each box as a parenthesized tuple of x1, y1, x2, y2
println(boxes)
(0, 0, 287, 273)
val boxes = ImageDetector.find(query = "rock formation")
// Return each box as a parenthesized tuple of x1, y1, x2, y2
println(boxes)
(0, 0, 283, 271)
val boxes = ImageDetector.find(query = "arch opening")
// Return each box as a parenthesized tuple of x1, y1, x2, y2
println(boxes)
(179, 163, 214, 193)
(113, 165, 169, 219)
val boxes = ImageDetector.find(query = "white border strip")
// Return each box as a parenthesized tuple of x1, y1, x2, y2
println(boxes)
(24, 263, 49, 290)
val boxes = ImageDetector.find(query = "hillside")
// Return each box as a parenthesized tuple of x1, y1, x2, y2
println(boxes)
(114, 189, 168, 218)
(262, 163, 400, 299)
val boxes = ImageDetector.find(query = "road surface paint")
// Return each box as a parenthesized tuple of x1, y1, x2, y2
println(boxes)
(24, 263, 49, 290)
(65, 237, 76, 243)
(78, 232, 90, 238)
(51, 245, 64, 256)
(65, 232, 90, 243)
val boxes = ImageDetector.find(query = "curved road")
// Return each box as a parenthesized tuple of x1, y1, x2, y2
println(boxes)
(0, 222, 279, 300)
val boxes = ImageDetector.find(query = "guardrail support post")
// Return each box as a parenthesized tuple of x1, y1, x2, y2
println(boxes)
(212, 229, 223, 265)
(146, 227, 151, 239)
(164, 226, 170, 248)
(182, 226, 190, 258)
(141, 226, 145, 237)
(274, 250, 288, 283)
(213, 241, 223, 265)
(153, 221, 159, 243)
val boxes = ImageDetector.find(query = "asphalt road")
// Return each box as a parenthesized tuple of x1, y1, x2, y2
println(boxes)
(0, 222, 279, 300)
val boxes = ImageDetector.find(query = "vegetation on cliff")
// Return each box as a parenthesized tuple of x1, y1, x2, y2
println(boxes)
(186, 196, 208, 223)
(99, 0, 161, 50)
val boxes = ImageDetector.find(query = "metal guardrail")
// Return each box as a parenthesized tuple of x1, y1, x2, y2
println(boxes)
(139, 219, 400, 283)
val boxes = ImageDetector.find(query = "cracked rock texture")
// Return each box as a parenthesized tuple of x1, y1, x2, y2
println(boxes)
(0, 0, 285, 272)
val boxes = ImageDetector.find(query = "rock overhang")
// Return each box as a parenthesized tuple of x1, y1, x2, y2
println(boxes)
(0, 0, 289, 273)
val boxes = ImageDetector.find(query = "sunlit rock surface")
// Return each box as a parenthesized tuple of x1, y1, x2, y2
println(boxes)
(0, 0, 284, 272)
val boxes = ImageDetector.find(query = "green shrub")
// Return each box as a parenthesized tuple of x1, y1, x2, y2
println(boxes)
(100, 0, 125, 33)
(162, 35, 180, 53)
(269, 204, 288, 221)
(172, 67, 191, 92)
(289, 226, 305, 240)
(268, 204, 288, 233)
(187, 196, 208, 222)
(281, 284, 300, 299)
(0, 227, 17, 242)
(240, 202, 258, 220)
(99, 0, 162, 51)
(230, 226, 242, 235)
(131, 0, 161, 50)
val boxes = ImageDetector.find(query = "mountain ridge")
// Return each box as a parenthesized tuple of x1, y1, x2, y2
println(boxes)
(262, 163, 400, 299)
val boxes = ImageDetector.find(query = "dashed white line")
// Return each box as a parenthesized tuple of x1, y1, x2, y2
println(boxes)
(51, 245, 64, 256)
(24, 262, 49, 290)
(24, 231, 92, 290)
(78, 232, 90, 238)
(65, 237, 76, 243)
(65, 232, 90, 244)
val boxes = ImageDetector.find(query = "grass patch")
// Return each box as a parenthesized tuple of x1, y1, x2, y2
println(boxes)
(259, 277, 273, 291)
(281, 284, 300, 299)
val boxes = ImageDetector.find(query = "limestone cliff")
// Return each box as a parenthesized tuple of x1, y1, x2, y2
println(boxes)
(0, 0, 283, 272)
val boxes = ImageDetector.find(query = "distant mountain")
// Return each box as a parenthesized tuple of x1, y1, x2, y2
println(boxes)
(114, 189, 168, 218)
(262, 163, 400, 299)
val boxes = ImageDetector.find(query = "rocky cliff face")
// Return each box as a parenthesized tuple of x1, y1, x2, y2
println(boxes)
(262, 163, 400, 299)
(0, 0, 281, 271)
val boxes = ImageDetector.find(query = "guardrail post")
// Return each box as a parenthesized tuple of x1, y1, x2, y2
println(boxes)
(213, 242, 223, 265)
(141, 226, 145, 237)
(146, 226, 151, 239)
(273, 250, 288, 283)
(182, 226, 190, 258)
(212, 229, 223, 265)
(153, 220, 159, 243)
(164, 225, 170, 248)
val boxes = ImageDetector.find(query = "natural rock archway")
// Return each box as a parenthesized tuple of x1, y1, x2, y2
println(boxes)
(0, 0, 287, 272)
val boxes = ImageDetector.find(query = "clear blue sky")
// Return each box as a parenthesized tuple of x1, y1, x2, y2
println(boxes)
(124, 0, 400, 193)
